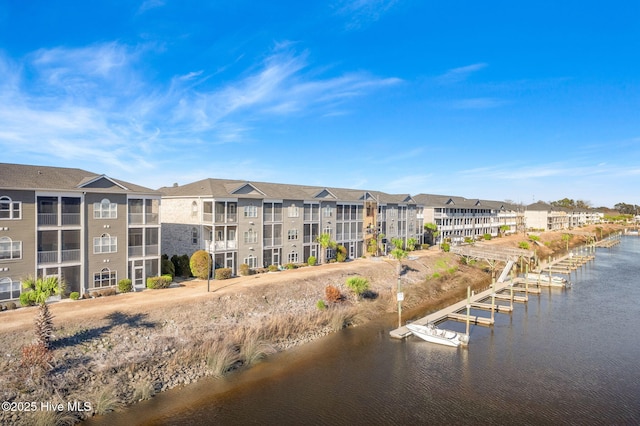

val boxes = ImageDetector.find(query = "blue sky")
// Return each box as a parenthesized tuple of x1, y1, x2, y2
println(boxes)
(1, 1, 638, 208)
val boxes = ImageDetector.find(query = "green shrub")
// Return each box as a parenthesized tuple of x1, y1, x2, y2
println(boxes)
(441, 242, 450, 252)
(529, 235, 540, 241)
(118, 279, 133, 293)
(421, 244, 430, 250)
(215, 267, 232, 280)
(336, 245, 347, 262)
(19, 292, 35, 307)
(284, 263, 296, 270)
(407, 238, 417, 251)
(146, 275, 172, 289)
(239, 263, 251, 276)
(268, 264, 279, 272)
(519, 241, 530, 250)
(190, 250, 211, 280)
(307, 255, 317, 266)
(316, 300, 327, 310)
(431, 272, 441, 279)
(345, 276, 369, 298)
(483, 233, 492, 240)
(172, 254, 192, 278)
(70, 292, 80, 300)
(161, 255, 175, 278)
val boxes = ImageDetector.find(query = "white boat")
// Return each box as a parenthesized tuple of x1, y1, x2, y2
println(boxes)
(522, 272, 570, 287)
(406, 322, 466, 347)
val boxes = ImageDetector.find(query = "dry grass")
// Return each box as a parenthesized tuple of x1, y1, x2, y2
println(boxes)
(91, 384, 122, 416)
(205, 339, 240, 377)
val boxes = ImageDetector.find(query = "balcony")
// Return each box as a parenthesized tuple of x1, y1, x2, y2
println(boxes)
(62, 213, 81, 225)
(61, 249, 80, 262)
(38, 213, 58, 226)
(209, 240, 237, 251)
(303, 235, 318, 244)
(129, 213, 144, 224)
(37, 251, 58, 264)
(145, 213, 159, 224)
(212, 213, 237, 223)
(129, 245, 143, 257)
(263, 237, 282, 247)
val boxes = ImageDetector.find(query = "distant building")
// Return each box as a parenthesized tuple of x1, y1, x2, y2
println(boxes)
(524, 201, 602, 231)
(0, 163, 161, 301)
(414, 194, 524, 244)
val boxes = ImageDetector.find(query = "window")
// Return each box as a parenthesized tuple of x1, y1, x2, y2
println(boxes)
(244, 255, 258, 268)
(287, 251, 298, 264)
(94, 268, 116, 288)
(191, 201, 198, 218)
(244, 204, 258, 218)
(0, 196, 21, 220)
(244, 229, 258, 244)
(192, 227, 198, 245)
(94, 198, 117, 219)
(93, 234, 117, 254)
(287, 229, 298, 241)
(0, 237, 22, 260)
(288, 204, 299, 218)
(0, 277, 21, 300)
(323, 205, 332, 217)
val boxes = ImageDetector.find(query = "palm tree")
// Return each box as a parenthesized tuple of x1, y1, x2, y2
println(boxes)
(316, 233, 336, 264)
(22, 276, 63, 349)
(389, 238, 408, 327)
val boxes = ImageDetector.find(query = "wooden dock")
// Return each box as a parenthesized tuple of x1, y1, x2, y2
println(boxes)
(390, 279, 526, 339)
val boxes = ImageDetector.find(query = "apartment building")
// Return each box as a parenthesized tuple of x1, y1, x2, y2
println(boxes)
(160, 179, 424, 274)
(0, 163, 161, 301)
(414, 194, 524, 244)
(525, 201, 602, 231)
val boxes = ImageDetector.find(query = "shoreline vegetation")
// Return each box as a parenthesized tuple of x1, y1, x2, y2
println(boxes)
(0, 225, 623, 425)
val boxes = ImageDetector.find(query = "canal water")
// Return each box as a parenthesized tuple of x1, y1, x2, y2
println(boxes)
(94, 236, 640, 426)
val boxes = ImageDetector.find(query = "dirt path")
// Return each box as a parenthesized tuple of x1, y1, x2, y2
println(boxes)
(1, 250, 441, 332)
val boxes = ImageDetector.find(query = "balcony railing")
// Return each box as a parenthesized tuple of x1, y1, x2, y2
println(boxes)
(62, 213, 81, 225)
(129, 245, 143, 256)
(303, 213, 320, 221)
(38, 213, 58, 226)
(129, 213, 144, 224)
(145, 213, 159, 224)
(37, 251, 58, 264)
(303, 235, 318, 244)
(61, 249, 80, 262)
(205, 213, 238, 223)
(263, 237, 282, 247)
(212, 240, 237, 250)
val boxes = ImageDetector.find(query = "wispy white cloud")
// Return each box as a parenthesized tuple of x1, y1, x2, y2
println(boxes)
(334, 0, 398, 30)
(138, 0, 165, 14)
(449, 97, 506, 110)
(382, 174, 433, 194)
(0, 42, 401, 174)
(458, 161, 624, 181)
(437, 63, 487, 84)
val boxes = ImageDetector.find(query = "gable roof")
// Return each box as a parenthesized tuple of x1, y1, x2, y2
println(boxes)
(0, 163, 157, 194)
